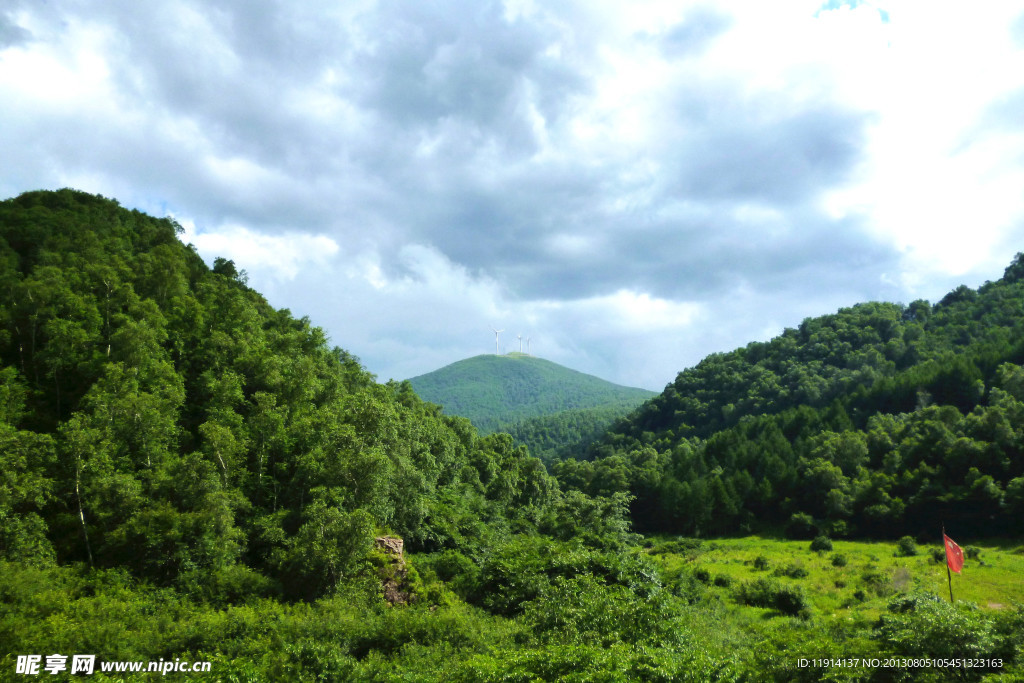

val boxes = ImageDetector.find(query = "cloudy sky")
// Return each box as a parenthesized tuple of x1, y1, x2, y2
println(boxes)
(3, 1, 1024, 390)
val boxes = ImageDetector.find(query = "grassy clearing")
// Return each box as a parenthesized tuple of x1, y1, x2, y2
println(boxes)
(648, 535, 1024, 623)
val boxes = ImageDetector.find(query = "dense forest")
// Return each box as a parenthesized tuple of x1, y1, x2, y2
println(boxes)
(496, 403, 642, 465)
(0, 189, 613, 584)
(555, 262, 1024, 540)
(1, 190, 1021, 680)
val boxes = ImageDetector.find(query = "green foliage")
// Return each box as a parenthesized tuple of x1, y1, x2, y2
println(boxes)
(552, 256, 1024, 540)
(735, 578, 810, 617)
(520, 573, 681, 647)
(896, 535, 918, 557)
(498, 403, 644, 464)
(0, 190, 617, 599)
(772, 562, 808, 579)
(466, 536, 660, 617)
(875, 592, 1008, 679)
(810, 535, 833, 552)
(407, 353, 655, 435)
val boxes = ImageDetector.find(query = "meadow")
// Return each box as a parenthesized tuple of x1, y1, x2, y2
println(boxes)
(648, 535, 1024, 621)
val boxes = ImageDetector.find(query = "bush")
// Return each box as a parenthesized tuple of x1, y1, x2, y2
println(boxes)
(660, 566, 705, 604)
(735, 578, 810, 617)
(469, 538, 662, 616)
(860, 569, 894, 598)
(965, 546, 981, 561)
(810, 535, 833, 552)
(712, 574, 732, 587)
(830, 553, 847, 567)
(895, 536, 918, 557)
(876, 592, 998, 663)
(649, 538, 703, 556)
(520, 574, 683, 648)
(753, 555, 770, 571)
(930, 547, 945, 564)
(772, 563, 808, 579)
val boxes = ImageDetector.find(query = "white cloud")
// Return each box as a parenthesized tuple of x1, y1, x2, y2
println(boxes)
(179, 219, 340, 281)
(4, 0, 1024, 393)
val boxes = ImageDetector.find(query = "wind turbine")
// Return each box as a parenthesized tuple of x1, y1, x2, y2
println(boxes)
(517, 334, 523, 353)
(490, 326, 504, 355)
(526, 337, 531, 355)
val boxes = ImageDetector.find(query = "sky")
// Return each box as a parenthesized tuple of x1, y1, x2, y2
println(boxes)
(2, 1, 1024, 391)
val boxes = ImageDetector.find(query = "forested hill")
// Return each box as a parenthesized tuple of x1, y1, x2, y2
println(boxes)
(556, 255, 1024, 539)
(0, 189, 627, 595)
(407, 353, 655, 434)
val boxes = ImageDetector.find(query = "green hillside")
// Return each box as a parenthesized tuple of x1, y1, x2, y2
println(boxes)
(407, 353, 656, 434)
(555, 254, 1024, 540)
(496, 403, 639, 465)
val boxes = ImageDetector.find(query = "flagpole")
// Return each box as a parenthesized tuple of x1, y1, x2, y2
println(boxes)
(943, 524, 954, 603)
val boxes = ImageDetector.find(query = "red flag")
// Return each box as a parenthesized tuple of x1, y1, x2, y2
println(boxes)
(944, 534, 964, 574)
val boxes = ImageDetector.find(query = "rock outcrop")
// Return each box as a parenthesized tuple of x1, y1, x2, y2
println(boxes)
(374, 536, 414, 606)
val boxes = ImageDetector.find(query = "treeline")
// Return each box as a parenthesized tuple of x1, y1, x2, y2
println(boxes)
(494, 403, 636, 465)
(557, 256, 1024, 539)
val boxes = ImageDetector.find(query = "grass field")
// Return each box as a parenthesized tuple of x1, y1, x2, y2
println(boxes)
(648, 535, 1024, 624)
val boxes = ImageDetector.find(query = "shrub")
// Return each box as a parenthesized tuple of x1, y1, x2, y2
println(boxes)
(876, 592, 998, 662)
(773, 563, 808, 579)
(753, 555, 770, 571)
(810, 535, 833, 552)
(773, 585, 811, 619)
(860, 569, 894, 597)
(965, 546, 981, 561)
(713, 574, 732, 587)
(735, 578, 810, 617)
(660, 566, 705, 604)
(694, 567, 711, 584)
(930, 547, 945, 564)
(830, 553, 847, 567)
(521, 574, 683, 648)
(418, 550, 480, 599)
(470, 538, 666, 616)
(895, 536, 917, 557)
(650, 538, 704, 556)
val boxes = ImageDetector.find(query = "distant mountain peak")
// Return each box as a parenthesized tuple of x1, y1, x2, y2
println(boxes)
(407, 354, 655, 433)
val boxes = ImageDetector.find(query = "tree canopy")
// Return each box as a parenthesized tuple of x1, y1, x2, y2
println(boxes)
(557, 256, 1024, 539)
